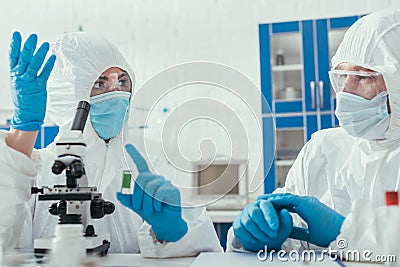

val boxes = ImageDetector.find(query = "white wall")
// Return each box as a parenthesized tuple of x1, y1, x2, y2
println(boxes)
(1, 0, 399, 109)
(0, 0, 399, 200)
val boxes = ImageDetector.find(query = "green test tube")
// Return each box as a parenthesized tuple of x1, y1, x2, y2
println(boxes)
(121, 170, 132, 194)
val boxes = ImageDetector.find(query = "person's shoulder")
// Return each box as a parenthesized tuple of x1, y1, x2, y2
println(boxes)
(309, 127, 354, 146)
(301, 127, 353, 167)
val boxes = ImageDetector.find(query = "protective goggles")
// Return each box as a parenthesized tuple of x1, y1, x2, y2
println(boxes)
(91, 72, 132, 95)
(328, 69, 386, 100)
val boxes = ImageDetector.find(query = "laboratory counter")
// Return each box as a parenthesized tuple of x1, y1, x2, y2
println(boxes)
(98, 253, 384, 267)
(99, 253, 193, 266)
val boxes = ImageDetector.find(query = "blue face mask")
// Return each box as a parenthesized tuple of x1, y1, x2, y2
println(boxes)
(90, 91, 131, 140)
(335, 91, 390, 139)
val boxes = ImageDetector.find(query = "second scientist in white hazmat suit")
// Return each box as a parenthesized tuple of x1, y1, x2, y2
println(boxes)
(227, 9, 400, 256)
(1, 31, 222, 257)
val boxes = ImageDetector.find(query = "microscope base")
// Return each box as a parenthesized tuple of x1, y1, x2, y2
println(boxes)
(34, 233, 111, 257)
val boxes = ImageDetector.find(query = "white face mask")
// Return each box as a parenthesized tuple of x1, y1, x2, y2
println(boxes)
(335, 91, 390, 139)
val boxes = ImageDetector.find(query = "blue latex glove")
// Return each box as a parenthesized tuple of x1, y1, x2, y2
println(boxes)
(116, 144, 188, 242)
(9, 31, 56, 131)
(232, 199, 293, 252)
(257, 193, 345, 247)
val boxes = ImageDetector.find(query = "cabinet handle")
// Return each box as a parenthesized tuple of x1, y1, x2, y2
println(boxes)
(319, 81, 324, 108)
(310, 81, 316, 109)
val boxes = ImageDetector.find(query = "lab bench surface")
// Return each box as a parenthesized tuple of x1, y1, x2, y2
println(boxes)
(100, 253, 383, 267)
(100, 254, 194, 266)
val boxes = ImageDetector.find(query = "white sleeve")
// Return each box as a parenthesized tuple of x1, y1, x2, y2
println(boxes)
(137, 207, 223, 258)
(225, 226, 249, 253)
(329, 199, 387, 259)
(0, 131, 37, 249)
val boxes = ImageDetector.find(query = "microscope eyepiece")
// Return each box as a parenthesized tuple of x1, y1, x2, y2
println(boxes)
(71, 101, 90, 132)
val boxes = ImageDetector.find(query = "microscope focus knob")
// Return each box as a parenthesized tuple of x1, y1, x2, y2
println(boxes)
(91, 199, 115, 219)
(49, 203, 58, 216)
(104, 201, 115, 215)
(49, 201, 67, 216)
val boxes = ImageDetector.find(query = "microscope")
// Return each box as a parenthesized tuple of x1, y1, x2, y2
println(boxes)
(32, 101, 115, 256)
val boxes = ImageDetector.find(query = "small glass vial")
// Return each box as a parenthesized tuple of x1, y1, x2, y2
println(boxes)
(121, 170, 132, 194)
(51, 224, 85, 267)
(276, 49, 285, 65)
(275, 49, 286, 96)
(384, 191, 400, 267)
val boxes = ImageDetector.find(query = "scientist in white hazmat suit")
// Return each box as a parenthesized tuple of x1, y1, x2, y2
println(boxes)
(227, 9, 400, 255)
(2, 31, 222, 256)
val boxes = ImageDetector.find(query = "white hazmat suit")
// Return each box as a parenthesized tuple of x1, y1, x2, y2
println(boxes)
(0, 32, 222, 257)
(227, 9, 400, 255)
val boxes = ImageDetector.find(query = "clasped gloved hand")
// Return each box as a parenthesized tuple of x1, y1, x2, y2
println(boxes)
(9, 31, 56, 131)
(232, 199, 293, 252)
(257, 193, 345, 247)
(117, 144, 188, 242)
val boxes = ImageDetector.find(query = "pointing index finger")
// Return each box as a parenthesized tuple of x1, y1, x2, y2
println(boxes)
(125, 144, 150, 173)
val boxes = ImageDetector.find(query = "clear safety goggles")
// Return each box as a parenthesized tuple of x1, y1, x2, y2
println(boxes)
(328, 69, 386, 100)
(91, 72, 132, 96)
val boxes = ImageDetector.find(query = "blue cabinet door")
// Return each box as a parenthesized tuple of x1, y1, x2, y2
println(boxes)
(275, 100, 303, 113)
(259, 24, 273, 114)
(306, 115, 318, 140)
(330, 16, 359, 29)
(321, 114, 333, 130)
(306, 114, 334, 140)
(302, 20, 317, 112)
(316, 19, 331, 112)
(261, 21, 306, 114)
(263, 117, 276, 193)
(260, 16, 361, 194)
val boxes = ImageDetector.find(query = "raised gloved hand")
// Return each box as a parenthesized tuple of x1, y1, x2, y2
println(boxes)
(232, 199, 293, 252)
(117, 144, 188, 242)
(9, 31, 56, 131)
(258, 193, 345, 247)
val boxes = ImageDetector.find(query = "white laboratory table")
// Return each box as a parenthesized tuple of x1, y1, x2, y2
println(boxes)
(99, 254, 194, 266)
(99, 254, 383, 267)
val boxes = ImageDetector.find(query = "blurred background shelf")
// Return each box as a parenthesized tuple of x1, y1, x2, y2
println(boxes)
(272, 64, 303, 72)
